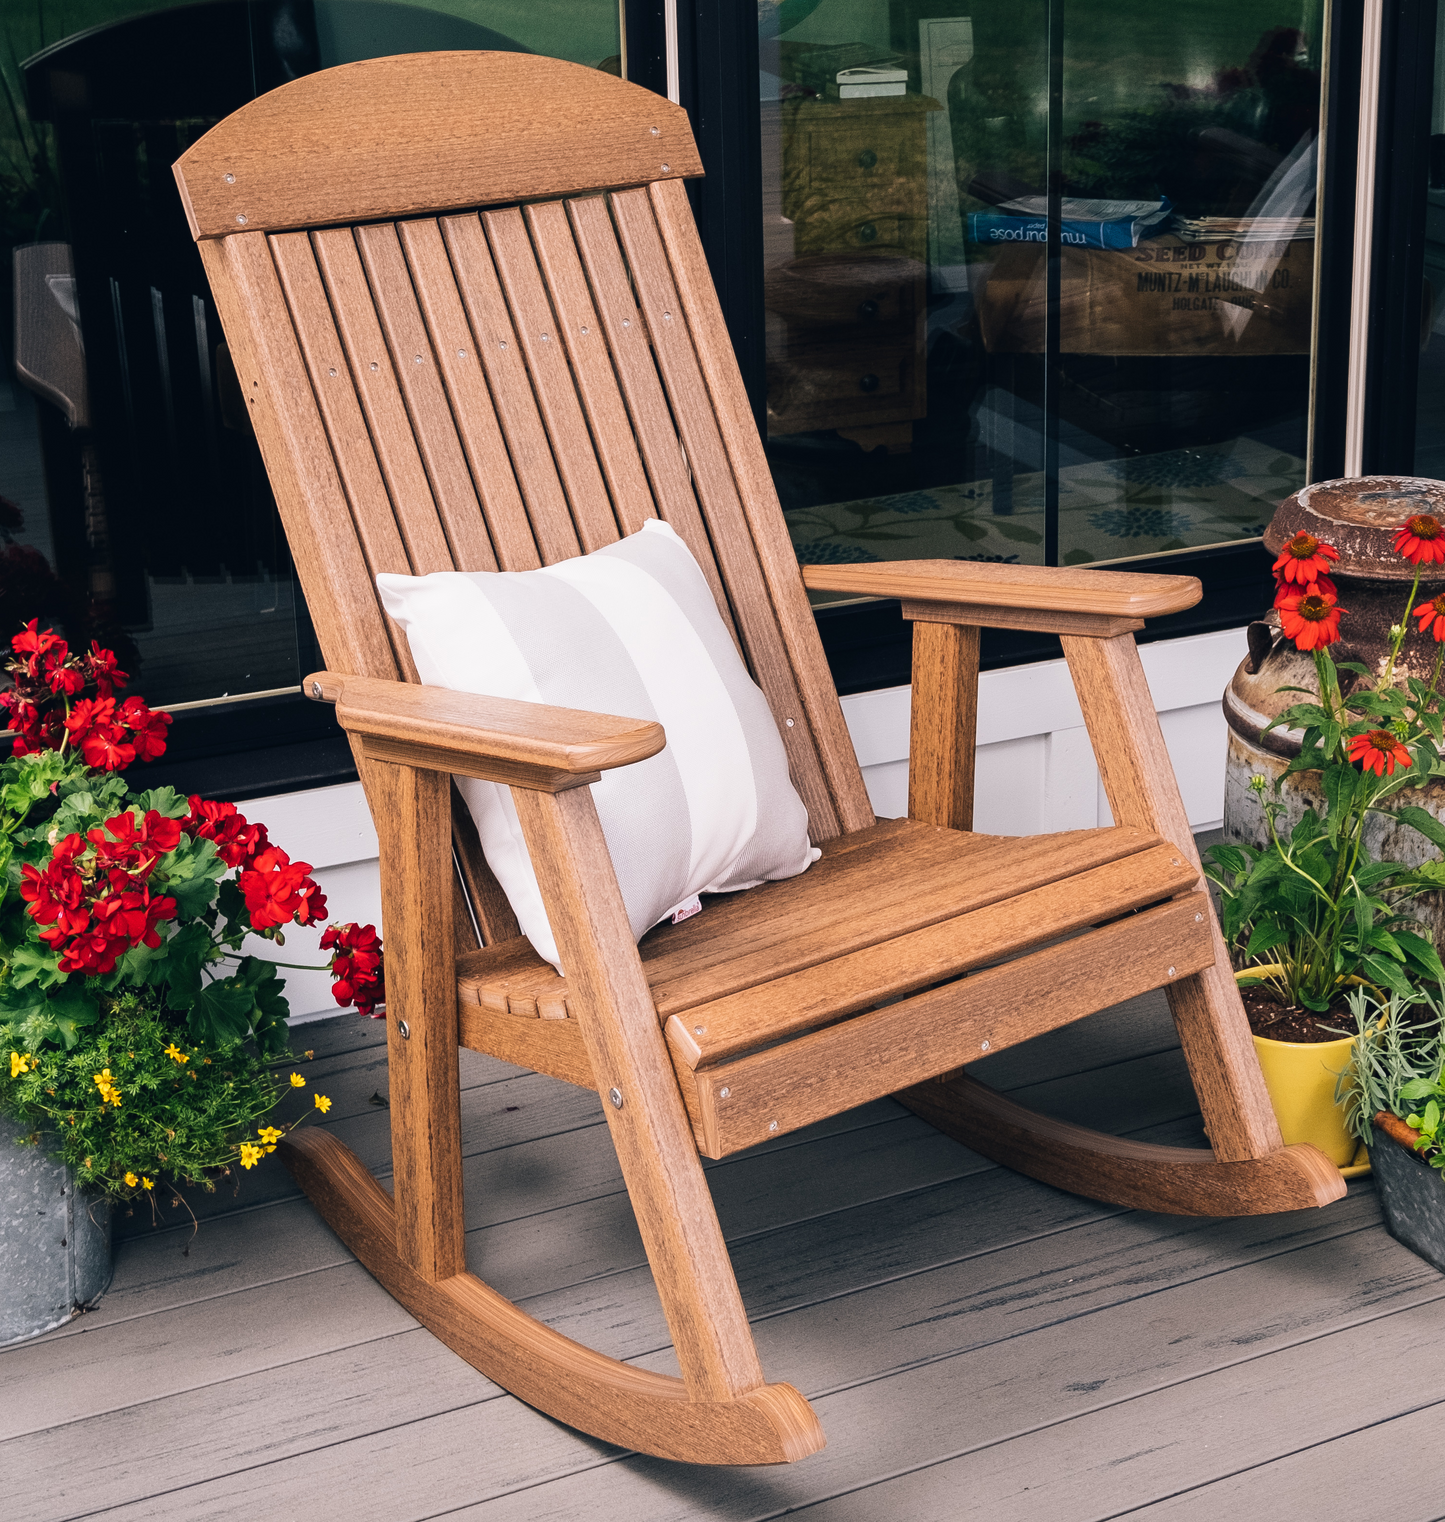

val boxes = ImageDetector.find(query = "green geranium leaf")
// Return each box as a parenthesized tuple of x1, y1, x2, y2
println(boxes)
(186, 978, 257, 1047)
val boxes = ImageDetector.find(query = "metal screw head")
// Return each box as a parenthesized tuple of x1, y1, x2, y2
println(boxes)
(785, 718, 795, 728)
(540, 333, 551, 342)
(457, 349, 467, 358)
(661, 163, 670, 172)
(650, 126, 660, 135)
(1195, 913, 1203, 922)
(980, 1040, 990, 1051)
(369, 362, 379, 371)
(310, 680, 323, 699)
(223, 172, 235, 183)
(768, 1121, 778, 1132)
(581, 326, 589, 335)
(663, 312, 672, 321)
(414, 354, 423, 364)
(499, 340, 507, 349)
(396, 1019, 411, 1039)
(719, 1087, 731, 1099)
(622, 319, 631, 327)
(1167, 966, 1176, 977)
(327, 367, 337, 377)
(608, 1087, 623, 1109)
(236, 214, 247, 224)
(693, 1025, 705, 1035)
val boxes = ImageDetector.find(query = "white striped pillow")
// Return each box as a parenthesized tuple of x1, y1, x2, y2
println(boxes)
(376, 519, 818, 971)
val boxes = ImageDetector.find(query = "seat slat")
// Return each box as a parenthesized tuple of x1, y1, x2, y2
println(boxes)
(439, 214, 583, 564)
(455, 821, 1174, 1022)
(563, 195, 734, 628)
(311, 228, 455, 575)
(356, 222, 499, 572)
(525, 200, 657, 538)
(666, 843, 1204, 1069)
(483, 207, 620, 554)
(609, 187, 841, 839)
(398, 218, 542, 572)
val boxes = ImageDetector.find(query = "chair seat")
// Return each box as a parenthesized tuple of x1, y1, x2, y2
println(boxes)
(456, 818, 1209, 1154)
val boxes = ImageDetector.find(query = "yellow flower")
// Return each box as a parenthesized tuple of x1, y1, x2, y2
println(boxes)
(141, 1177, 154, 1190)
(257, 1125, 284, 1146)
(238, 1142, 263, 1170)
(289, 1073, 305, 1088)
(313, 1094, 332, 1114)
(164, 1043, 188, 1064)
(93, 1069, 122, 1107)
(124, 1171, 138, 1187)
(10, 1051, 32, 1078)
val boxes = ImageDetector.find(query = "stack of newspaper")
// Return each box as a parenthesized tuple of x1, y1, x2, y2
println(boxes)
(1171, 214, 1315, 242)
(967, 194, 1172, 251)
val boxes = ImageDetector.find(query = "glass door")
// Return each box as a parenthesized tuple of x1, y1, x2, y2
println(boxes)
(758, 0, 1325, 577)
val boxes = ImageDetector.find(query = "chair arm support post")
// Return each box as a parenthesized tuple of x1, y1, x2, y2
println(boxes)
(370, 758, 466, 1281)
(510, 784, 768, 1405)
(307, 669, 666, 792)
(907, 622, 979, 830)
(1060, 632, 1284, 1162)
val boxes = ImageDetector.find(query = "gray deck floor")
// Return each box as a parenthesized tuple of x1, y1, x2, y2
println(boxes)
(4, 986, 1443, 1521)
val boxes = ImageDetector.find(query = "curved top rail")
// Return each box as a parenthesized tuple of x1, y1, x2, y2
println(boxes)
(172, 51, 702, 240)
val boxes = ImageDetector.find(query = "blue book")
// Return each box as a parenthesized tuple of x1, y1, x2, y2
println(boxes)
(968, 196, 1172, 251)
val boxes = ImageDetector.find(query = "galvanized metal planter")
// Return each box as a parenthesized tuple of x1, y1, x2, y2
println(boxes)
(1370, 1126, 1445, 1274)
(1, 1113, 112, 1345)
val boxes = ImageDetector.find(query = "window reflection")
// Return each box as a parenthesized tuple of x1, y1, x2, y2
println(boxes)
(761, 0, 1323, 576)
(1, 0, 619, 710)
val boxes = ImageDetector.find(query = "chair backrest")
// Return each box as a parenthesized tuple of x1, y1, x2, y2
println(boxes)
(173, 51, 876, 940)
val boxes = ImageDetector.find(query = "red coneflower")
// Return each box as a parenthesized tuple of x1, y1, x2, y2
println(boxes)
(1347, 729, 1413, 777)
(1272, 531, 1340, 585)
(1416, 592, 1445, 641)
(1277, 588, 1344, 650)
(1393, 514, 1445, 565)
(1273, 571, 1337, 608)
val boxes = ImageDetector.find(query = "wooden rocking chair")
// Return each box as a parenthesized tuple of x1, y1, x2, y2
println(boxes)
(174, 52, 1345, 1466)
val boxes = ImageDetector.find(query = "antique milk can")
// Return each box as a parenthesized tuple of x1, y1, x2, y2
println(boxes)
(1223, 475, 1445, 944)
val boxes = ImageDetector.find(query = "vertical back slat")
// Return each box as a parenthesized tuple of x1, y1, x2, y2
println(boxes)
(270, 231, 419, 680)
(440, 214, 583, 564)
(483, 207, 620, 554)
(608, 188, 841, 839)
(199, 234, 398, 683)
(648, 179, 875, 835)
(355, 223, 499, 573)
(524, 200, 657, 537)
(565, 194, 734, 627)
(312, 228, 456, 576)
(398, 218, 542, 572)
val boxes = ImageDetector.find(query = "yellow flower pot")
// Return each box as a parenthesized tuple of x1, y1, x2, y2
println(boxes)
(1250, 1030, 1358, 1166)
(1237, 964, 1371, 1170)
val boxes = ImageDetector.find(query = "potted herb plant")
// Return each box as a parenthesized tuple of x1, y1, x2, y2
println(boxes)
(0, 624, 383, 1342)
(1205, 517, 1445, 1166)
(1339, 989, 1445, 1270)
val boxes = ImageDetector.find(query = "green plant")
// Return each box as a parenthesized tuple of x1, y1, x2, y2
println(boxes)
(0, 624, 380, 1202)
(1204, 521, 1445, 1013)
(1336, 987, 1445, 1150)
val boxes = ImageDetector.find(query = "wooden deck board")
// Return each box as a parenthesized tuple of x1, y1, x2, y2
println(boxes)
(3, 958, 1422, 1522)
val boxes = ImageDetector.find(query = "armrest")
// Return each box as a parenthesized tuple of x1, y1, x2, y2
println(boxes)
(306, 670, 666, 792)
(802, 560, 1201, 638)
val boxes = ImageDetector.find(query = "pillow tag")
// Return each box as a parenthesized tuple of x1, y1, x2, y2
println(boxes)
(671, 895, 702, 925)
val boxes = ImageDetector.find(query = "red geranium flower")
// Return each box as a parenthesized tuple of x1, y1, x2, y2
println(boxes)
(1394, 514, 1445, 566)
(1272, 532, 1340, 585)
(319, 921, 385, 1017)
(183, 796, 270, 867)
(1277, 588, 1345, 650)
(239, 844, 328, 931)
(1274, 572, 1337, 609)
(1348, 729, 1413, 777)
(1417, 593, 1445, 641)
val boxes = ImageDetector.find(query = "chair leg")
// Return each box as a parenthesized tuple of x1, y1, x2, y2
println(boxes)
(292, 759, 821, 1465)
(1061, 632, 1287, 1163)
